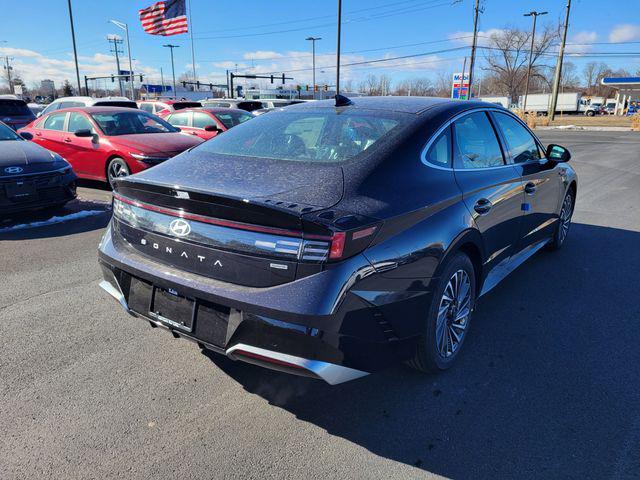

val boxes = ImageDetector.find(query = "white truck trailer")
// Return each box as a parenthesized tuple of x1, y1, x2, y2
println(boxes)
(519, 92, 586, 114)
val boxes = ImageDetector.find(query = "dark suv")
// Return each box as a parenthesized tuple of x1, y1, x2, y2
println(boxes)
(99, 96, 577, 384)
(0, 97, 36, 131)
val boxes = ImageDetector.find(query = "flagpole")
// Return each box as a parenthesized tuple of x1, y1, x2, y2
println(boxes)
(188, 0, 196, 86)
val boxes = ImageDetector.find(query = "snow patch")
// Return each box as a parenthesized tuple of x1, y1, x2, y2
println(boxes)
(0, 210, 106, 233)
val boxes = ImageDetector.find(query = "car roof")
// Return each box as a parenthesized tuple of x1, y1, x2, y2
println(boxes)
(51, 106, 144, 114)
(176, 107, 249, 114)
(52, 96, 134, 105)
(285, 96, 493, 115)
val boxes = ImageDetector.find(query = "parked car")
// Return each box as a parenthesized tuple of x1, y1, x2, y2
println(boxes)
(19, 107, 203, 188)
(138, 100, 202, 116)
(39, 96, 137, 117)
(201, 98, 263, 112)
(603, 102, 617, 115)
(584, 103, 604, 116)
(0, 121, 76, 215)
(98, 96, 576, 384)
(28, 103, 47, 116)
(161, 107, 254, 140)
(0, 96, 36, 131)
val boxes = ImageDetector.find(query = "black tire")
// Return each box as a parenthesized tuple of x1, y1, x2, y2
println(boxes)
(586, 110, 595, 117)
(547, 190, 574, 251)
(107, 157, 130, 189)
(407, 252, 476, 373)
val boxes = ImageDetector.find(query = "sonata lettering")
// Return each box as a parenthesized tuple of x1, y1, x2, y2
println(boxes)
(138, 238, 222, 267)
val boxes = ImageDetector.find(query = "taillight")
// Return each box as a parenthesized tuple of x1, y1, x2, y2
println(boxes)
(328, 225, 379, 261)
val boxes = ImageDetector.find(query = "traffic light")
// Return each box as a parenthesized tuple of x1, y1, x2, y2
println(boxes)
(111, 75, 115, 83)
(182, 81, 187, 88)
(314, 84, 318, 92)
(305, 85, 309, 91)
(296, 85, 301, 91)
(324, 85, 328, 91)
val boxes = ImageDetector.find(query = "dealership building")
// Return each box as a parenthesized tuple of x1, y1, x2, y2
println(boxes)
(601, 77, 640, 115)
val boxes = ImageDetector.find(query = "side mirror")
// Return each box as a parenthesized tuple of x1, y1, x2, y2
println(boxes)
(19, 131, 33, 141)
(75, 129, 93, 138)
(204, 124, 221, 132)
(546, 144, 571, 163)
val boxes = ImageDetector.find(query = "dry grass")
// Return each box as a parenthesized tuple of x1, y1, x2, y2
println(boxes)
(548, 115, 632, 128)
(631, 113, 640, 132)
(512, 109, 550, 129)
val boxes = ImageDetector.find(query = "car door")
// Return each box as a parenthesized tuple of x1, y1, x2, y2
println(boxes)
(490, 111, 564, 249)
(192, 111, 221, 140)
(64, 111, 102, 178)
(166, 111, 195, 136)
(32, 112, 71, 159)
(451, 110, 525, 271)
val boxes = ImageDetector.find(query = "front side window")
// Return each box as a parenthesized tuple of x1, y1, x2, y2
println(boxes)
(43, 112, 67, 131)
(0, 122, 20, 140)
(166, 112, 191, 127)
(492, 112, 541, 163)
(453, 112, 504, 169)
(213, 111, 253, 129)
(192, 112, 216, 129)
(67, 112, 95, 133)
(139, 103, 154, 113)
(194, 110, 403, 163)
(424, 127, 451, 168)
(90, 111, 177, 136)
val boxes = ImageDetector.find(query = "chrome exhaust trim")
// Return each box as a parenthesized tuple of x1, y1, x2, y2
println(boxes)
(226, 343, 369, 385)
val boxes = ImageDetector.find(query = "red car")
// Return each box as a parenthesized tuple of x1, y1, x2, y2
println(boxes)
(19, 107, 203, 187)
(160, 107, 254, 140)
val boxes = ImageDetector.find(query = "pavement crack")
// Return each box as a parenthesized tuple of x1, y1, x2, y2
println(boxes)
(0, 278, 101, 312)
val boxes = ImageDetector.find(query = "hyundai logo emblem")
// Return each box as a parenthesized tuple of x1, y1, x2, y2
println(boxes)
(4, 166, 24, 174)
(169, 218, 191, 237)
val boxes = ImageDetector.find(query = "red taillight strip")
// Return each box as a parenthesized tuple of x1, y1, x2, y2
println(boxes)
(233, 350, 307, 370)
(113, 193, 332, 241)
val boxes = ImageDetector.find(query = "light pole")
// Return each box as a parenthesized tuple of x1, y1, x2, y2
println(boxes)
(305, 36, 322, 99)
(522, 10, 548, 112)
(67, 0, 82, 95)
(109, 20, 134, 100)
(335, 0, 342, 97)
(163, 44, 180, 99)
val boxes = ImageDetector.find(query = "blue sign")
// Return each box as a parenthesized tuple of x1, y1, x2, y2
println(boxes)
(142, 84, 172, 93)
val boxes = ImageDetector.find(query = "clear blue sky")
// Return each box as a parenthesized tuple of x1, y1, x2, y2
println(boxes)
(1, 0, 638, 89)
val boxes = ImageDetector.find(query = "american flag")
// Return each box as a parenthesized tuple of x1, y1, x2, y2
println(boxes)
(139, 0, 188, 36)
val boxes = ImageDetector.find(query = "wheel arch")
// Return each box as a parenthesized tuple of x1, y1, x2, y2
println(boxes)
(435, 228, 485, 294)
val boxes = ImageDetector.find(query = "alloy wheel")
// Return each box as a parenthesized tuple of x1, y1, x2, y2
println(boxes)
(558, 193, 573, 245)
(108, 160, 129, 188)
(435, 269, 472, 358)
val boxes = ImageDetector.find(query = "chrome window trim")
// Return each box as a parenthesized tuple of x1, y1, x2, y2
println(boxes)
(420, 107, 540, 172)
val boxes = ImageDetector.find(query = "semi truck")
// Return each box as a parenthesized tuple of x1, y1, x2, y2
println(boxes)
(519, 93, 590, 114)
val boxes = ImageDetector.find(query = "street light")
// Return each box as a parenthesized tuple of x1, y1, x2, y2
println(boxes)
(305, 36, 321, 99)
(522, 10, 548, 112)
(109, 20, 135, 100)
(163, 44, 180, 99)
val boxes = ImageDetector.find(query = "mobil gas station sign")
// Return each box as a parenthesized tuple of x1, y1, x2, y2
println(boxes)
(451, 72, 470, 100)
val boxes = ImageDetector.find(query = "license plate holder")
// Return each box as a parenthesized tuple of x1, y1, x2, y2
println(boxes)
(149, 287, 195, 332)
(6, 181, 36, 200)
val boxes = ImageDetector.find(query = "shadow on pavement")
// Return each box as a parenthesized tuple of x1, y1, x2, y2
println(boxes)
(0, 199, 111, 241)
(205, 223, 640, 479)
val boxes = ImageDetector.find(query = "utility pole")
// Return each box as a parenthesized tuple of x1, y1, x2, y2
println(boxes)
(160, 67, 165, 96)
(163, 44, 180, 100)
(548, 0, 571, 120)
(109, 20, 135, 100)
(522, 11, 548, 112)
(305, 37, 322, 100)
(467, 0, 481, 99)
(335, 0, 342, 96)
(108, 35, 125, 96)
(66, 0, 82, 95)
(3, 56, 14, 94)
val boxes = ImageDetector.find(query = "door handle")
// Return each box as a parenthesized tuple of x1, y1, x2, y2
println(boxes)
(35, 132, 42, 136)
(474, 198, 492, 215)
(63, 138, 72, 143)
(524, 182, 536, 194)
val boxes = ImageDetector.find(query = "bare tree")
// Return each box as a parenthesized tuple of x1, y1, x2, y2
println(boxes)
(394, 77, 434, 96)
(433, 72, 452, 97)
(359, 74, 392, 96)
(583, 62, 608, 94)
(482, 25, 559, 101)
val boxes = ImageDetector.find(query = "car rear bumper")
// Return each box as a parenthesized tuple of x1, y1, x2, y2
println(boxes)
(98, 224, 429, 383)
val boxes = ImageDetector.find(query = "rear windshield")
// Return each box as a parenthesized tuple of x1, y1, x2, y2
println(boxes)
(237, 101, 263, 112)
(93, 101, 138, 109)
(173, 102, 201, 110)
(195, 110, 404, 163)
(213, 110, 254, 129)
(90, 111, 178, 135)
(0, 99, 33, 117)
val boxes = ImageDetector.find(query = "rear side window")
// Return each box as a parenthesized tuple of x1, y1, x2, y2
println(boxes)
(166, 112, 191, 127)
(43, 112, 67, 131)
(67, 112, 95, 133)
(139, 103, 154, 113)
(492, 112, 541, 163)
(173, 102, 201, 110)
(424, 127, 452, 168)
(453, 112, 504, 169)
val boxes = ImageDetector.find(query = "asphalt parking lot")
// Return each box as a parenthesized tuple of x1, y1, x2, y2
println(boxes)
(1, 130, 639, 479)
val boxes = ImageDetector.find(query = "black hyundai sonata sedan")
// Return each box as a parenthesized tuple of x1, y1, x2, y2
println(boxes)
(98, 96, 576, 384)
(0, 121, 77, 215)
